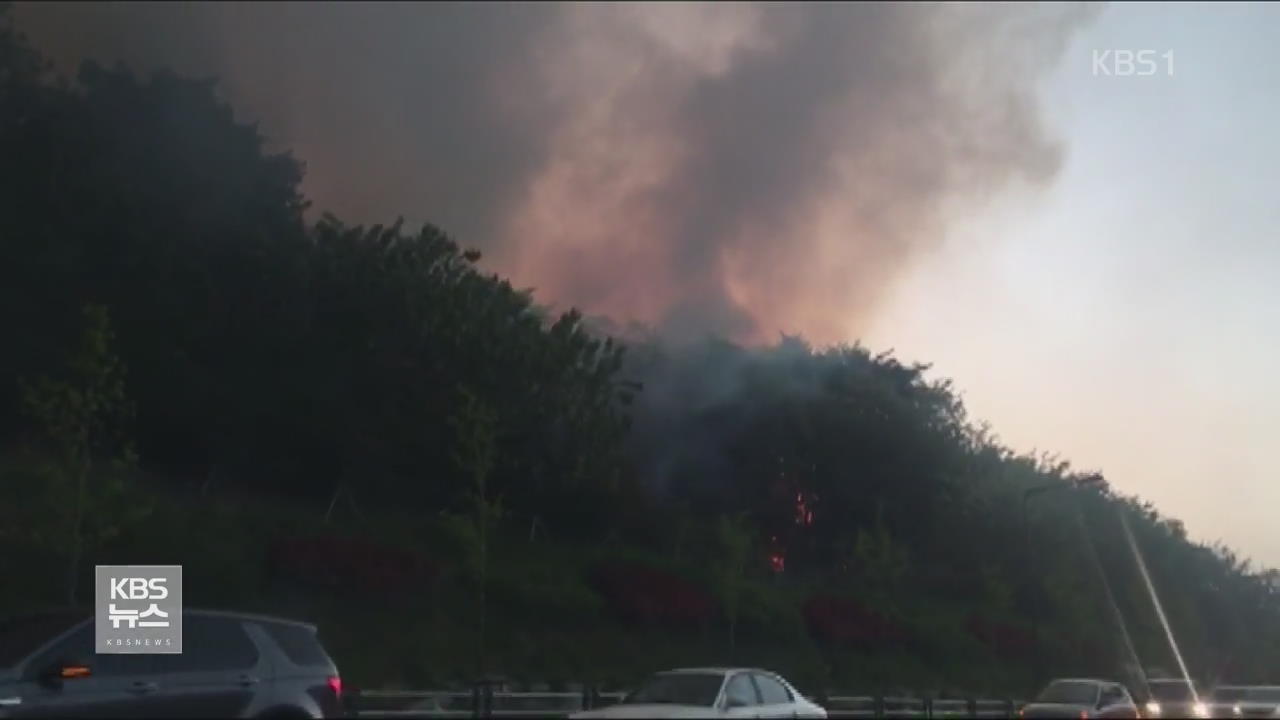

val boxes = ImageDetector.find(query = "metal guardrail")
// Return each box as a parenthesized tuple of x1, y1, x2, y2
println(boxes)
(351, 688, 630, 719)
(352, 690, 476, 718)
(823, 695, 877, 718)
(929, 699, 973, 718)
(797, 696, 1022, 719)
(350, 688, 1025, 719)
(821, 695, 929, 718)
(975, 699, 1020, 718)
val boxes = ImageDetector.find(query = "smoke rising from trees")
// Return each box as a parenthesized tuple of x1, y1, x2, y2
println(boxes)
(14, 1, 1096, 344)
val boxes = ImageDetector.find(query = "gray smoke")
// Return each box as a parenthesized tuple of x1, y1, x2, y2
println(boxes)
(13, 1, 1098, 345)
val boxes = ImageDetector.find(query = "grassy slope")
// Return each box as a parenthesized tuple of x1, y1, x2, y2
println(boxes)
(0, 465, 1034, 698)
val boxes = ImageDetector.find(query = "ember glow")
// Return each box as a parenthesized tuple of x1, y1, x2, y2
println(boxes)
(769, 552, 786, 574)
(768, 535, 785, 573)
(794, 491, 815, 528)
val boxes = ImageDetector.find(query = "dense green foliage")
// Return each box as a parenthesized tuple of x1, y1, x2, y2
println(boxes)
(3, 5, 1278, 695)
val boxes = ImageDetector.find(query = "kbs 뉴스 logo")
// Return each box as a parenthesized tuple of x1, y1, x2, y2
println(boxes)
(94, 565, 182, 654)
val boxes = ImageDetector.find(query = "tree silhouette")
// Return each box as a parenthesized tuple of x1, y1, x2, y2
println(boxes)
(17, 304, 142, 605)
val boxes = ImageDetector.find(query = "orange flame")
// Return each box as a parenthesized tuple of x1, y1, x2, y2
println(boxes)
(768, 535, 786, 573)
(794, 491, 814, 527)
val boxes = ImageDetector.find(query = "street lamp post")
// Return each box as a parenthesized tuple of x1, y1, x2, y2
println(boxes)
(1021, 473, 1106, 684)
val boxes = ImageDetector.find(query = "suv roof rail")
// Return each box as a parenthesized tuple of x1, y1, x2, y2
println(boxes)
(179, 608, 318, 631)
(2, 607, 318, 632)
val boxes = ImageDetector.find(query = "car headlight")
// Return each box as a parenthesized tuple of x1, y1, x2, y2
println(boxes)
(1192, 702, 1209, 718)
(1233, 704, 1243, 716)
(1145, 701, 1161, 717)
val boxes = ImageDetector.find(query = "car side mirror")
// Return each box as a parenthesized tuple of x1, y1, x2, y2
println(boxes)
(724, 697, 747, 710)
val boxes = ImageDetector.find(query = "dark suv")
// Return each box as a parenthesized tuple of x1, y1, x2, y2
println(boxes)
(0, 609, 344, 718)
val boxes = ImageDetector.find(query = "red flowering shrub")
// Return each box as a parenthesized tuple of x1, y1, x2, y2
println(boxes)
(588, 561, 714, 629)
(802, 594, 910, 650)
(965, 613, 1034, 659)
(270, 535, 440, 592)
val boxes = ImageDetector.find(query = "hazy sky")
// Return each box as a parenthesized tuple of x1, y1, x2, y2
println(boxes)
(13, 2, 1279, 566)
(11, 1, 1092, 341)
(864, 2, 1280, 567)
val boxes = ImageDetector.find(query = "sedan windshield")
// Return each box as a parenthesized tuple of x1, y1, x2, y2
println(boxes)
(624, 672, 725, 707)
(1036, 681, 1100, 706)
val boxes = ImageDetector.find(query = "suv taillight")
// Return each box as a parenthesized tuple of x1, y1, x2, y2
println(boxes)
(327, 676, 342, 697)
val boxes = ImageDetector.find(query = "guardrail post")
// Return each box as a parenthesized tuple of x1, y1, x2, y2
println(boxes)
(924, 696, 932, 719)
(583, 685, 593, 711)
(470, 685, 482, 720)
(966, 697, 976, 718)
(875, 694, 885, 719)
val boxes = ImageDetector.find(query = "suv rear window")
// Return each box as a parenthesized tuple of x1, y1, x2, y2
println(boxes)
(263, 622, 330, 667)
(0, 613, 87, 668)
(162, 615, 260, 673)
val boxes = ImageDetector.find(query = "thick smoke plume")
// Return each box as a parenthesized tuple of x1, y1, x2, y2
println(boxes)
(14, 1, 1096, 345)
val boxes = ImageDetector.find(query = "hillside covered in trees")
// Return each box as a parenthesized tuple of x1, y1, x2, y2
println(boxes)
(3, 6, 1277, 696)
